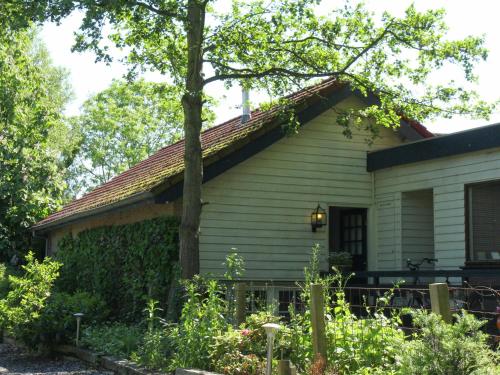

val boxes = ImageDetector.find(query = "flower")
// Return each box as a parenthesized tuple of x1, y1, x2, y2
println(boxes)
(240, 329, 251, 336)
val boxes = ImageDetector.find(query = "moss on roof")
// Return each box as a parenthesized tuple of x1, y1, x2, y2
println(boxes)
(34, 79, 431, 230)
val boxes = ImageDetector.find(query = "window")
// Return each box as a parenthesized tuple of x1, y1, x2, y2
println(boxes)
(467, 181, 500, 263)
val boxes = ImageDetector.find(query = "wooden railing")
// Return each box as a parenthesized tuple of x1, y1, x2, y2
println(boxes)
(352, 269, 500, 286)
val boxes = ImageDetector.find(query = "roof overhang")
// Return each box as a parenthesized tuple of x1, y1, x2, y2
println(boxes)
(367, 122, 500, 172)
(32, 191, 155, 233)
(34, 83, 432, 232)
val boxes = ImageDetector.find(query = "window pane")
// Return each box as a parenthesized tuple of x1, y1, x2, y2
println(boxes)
(469, 182, 500, 261)
(357, 215, 362, 226)
(357, 242, 363, 255)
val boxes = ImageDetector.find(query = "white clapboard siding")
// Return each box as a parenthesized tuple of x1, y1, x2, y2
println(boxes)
(375, 146, 500, 269)
(401, 190, 434, 269)
(375, 195, 399, 270)
(200, 96, 402, 280)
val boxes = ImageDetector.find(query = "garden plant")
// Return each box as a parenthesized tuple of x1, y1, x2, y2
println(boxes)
(0, 248, 498, 374)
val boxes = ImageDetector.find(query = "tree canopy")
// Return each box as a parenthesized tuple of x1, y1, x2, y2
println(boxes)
(4, 0, 495, 277)
(0, 28, 73, 260)
(67, 79, 210, 196)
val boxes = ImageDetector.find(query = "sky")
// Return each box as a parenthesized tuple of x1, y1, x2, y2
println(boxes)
(40, 1, 500, 134)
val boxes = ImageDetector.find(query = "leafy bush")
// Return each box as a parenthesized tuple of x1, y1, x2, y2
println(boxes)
(131, 299, 175, 370)
(326, 288, 405, 374)
(55, 216, 179, 321)
(210, 311, 280, 375)
(132, 328, 174, 370)
(286, 247, 405, 374)
(210, 328, 265, 375)
(0, 263, 18, 298)
(39, 291, 109, 343)
(0, 252, 61, 348)
(0, 264, 8, 298)
(399, 310, 500, 375)
(169, 276, 229, 371)
(80, 322, 143, 357)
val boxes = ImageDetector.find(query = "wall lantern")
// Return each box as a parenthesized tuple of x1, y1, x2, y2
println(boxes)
(311, 203, 327, 232)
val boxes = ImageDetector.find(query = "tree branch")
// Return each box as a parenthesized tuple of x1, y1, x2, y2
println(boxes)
(275, 36, 363, 51)
(204, 22, 393, 85)
(123, 0, 183, 19)
(204, 67, 336, 85)
(339, 23, 393, 73)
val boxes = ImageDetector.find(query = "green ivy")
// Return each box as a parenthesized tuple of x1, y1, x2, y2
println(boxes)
(55, 216, 179, 321)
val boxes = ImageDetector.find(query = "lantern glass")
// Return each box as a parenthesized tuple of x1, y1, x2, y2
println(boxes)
(311, 204, 327, 231)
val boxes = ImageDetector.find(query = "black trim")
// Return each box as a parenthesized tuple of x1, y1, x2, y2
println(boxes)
(156, 85, 353, 203)
(367, 122, 500, 172)
(464, 179, 500, 265)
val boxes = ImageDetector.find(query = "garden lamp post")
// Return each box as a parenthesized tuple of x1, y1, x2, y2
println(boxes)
(263, 323, 281, 375)
(73, 313, 84, 347)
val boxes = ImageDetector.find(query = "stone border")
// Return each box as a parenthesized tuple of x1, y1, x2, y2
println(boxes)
(3, 334, 220, 375)
(55, 344, 154, 375)
(55, 344, 222, 375)
(175, 370, 221, 375)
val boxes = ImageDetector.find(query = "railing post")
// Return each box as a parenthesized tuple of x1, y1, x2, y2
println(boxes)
(278, 360, 297, 375)
(235, 282, 246, 326)
(310, 283, 327, 365)
(429, 283, 452, 323)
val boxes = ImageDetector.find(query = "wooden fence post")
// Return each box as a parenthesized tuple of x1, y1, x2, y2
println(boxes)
(310, 283, 327, 364)
(278, 360, 297, 375)
(429, 283, 452, 323)
(235, 282, 246, 326)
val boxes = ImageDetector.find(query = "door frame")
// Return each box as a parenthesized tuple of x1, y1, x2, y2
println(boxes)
(328, 204, 373, 271)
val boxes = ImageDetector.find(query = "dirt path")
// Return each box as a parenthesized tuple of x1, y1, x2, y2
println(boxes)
(0, 343, 112, 375)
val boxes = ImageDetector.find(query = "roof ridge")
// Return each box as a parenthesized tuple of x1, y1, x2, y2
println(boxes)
(34, 77, 431, 230)
(82, 78, 338, 189)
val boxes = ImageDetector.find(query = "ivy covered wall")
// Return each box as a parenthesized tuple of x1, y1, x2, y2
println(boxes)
(55, 216, 179, 321)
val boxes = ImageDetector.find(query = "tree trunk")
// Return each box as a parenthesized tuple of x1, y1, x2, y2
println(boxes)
(179, 0, 206, 279)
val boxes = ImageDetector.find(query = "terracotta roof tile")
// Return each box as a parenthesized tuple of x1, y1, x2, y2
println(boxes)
(34, 79, 432, 229)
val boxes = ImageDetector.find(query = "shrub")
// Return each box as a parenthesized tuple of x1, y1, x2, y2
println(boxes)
(0, 252, 61, 348)
(169, 276, 229, 371)
(55, 216, 179, 321)
(80, 322, 143, 358)
(131, 299, 175, 370)
(39, 291, 109, 343)
(0, 264, 7, 298)
(286, 246, 406, 374)
(399, 310, 500, 375)
(0, 263, 18, 299)
(210, 329, 265, 375)
(131, 328, 174, 370)
(325, 287, 405, 374)
(210, 311, 280, 375)
(242, 311, 282, 357)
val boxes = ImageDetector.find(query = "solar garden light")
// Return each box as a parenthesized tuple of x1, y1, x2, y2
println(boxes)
(262, 323, 281, 375)
(73, 313, 84, 347)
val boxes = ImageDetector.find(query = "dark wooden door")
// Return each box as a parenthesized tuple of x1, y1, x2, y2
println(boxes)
(340, 209, 367, 271)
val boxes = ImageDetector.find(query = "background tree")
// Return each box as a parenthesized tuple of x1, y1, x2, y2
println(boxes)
(0, 28, 73, 260)
(5, 0, 494, 277)
(67, 79, 210, 197)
